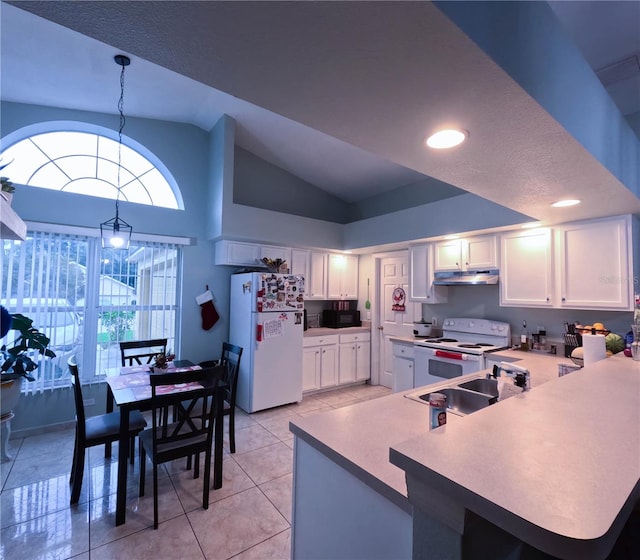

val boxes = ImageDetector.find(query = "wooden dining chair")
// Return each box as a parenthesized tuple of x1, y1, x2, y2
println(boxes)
(120, 338, 168, 366)
(138, 366, 222, 529)
(200, 342, 243, 453)
(68, 357, 147, 505)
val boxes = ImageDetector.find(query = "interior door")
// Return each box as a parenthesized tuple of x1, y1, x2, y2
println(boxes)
(378, 253, 420, 388)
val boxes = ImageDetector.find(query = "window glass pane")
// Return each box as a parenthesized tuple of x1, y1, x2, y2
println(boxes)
(32, 131, 98, 159)
(1, 129, 180, 209)
(1, 232, 180, 392)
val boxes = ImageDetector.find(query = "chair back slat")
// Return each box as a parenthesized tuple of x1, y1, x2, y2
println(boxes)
(148, 367, 222, 463)
(120, 339, 167, 366)
(220, 343, 243, 404)
(68, 358, 86, 437)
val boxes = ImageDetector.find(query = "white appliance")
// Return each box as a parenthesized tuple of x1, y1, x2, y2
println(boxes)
(413, 318, 511, 387)
(230, 272, 305, 413)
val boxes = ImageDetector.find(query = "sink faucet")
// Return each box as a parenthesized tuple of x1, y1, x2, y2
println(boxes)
(488, 362, 531, 391)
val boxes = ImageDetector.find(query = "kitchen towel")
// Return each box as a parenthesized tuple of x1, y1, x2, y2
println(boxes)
(582, 333, 606, 367)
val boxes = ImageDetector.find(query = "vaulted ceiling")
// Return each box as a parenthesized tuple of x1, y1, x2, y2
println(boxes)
(2, 1, 639, 226)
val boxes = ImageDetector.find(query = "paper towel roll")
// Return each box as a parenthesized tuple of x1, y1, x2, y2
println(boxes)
(582, 333, 606, 366)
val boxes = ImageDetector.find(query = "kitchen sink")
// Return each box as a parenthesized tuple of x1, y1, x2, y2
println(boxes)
(457, 378, 499, 398)
(408, 387, 496, 416)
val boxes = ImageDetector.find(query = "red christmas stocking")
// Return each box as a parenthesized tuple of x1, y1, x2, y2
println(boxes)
(196, 290, 220, 330)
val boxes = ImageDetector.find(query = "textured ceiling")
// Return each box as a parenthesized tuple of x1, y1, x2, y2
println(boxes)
(2, 1, 639, 226)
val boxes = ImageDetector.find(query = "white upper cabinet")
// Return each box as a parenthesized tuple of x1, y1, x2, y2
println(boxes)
(408, 244, 448, 303)
(258, 245, 292, 267)
(500, 216, 633, 311)
(434, 235, 497, 272)
(214, 240, 259, 266)
(556, 215, 633, 310)
(307, 251, 328, 300)
(327, 254, 359, 299)
(500, 228, 554, 307)
(290, 249, 310, 277)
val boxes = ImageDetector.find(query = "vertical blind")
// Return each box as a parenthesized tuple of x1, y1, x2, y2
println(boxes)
(1, 230, 181, 394)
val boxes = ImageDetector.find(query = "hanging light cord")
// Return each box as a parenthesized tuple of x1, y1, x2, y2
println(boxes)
(115, 57, 127, 218)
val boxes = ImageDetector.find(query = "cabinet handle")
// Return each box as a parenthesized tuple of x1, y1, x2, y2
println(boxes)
(546, 297, 550, 302)
(562, 297, 566, 302)
(456, 262, 459, 266)
(409, 365, 412, 369)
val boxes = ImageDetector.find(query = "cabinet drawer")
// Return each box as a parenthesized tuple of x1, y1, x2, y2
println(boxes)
(303, 334, 340, 347)
(339, 332, 371, 344)
(393, 343, 415, 359)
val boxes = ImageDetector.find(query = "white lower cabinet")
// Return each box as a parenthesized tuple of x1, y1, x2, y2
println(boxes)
(304, 332, 370, 393)
(392, 342, 415, 393)
(303, 335, 339, 392)
(338, 332, 371, 384)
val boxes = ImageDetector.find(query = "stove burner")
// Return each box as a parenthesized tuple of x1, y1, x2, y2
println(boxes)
(458, 344, 482, 349)
(435, 338, 458, 343)
(474, 343, 495, 347)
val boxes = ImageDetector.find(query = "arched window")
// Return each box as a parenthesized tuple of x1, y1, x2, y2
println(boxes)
(0, 122, 182, 209)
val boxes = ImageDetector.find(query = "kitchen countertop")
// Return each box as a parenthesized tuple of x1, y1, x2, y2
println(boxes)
(304, 325, 370, 337)
(390, 354, 640, 559)
(289, 353, 639, 558)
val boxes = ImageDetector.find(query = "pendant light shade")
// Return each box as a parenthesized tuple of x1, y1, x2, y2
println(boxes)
(100, 54, 132, 250)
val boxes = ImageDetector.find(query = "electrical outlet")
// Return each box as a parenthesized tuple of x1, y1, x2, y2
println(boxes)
(431, 317, 438, 326)
(366, 311, 371, 320)
(83, 398, 95, 406)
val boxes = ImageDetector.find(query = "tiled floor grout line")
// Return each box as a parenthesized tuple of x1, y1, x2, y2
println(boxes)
(1, 384, 391, 559)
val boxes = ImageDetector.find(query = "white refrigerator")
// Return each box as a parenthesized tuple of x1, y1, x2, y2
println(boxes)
(229, 272, 305, 413)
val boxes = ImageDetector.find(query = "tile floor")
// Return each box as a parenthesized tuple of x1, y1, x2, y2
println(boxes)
(1, 383, 391, 560)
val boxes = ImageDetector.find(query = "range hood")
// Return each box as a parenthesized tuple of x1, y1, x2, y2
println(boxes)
(433, 269, 500, 286)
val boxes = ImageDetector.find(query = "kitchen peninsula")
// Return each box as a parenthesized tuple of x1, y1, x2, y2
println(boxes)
(289, 352, 639, 559)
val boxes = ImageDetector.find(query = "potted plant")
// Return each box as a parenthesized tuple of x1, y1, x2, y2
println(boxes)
(1, 305, 56, 417)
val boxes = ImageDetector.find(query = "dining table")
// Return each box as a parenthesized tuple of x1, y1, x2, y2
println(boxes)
(105, 360, 226, 526)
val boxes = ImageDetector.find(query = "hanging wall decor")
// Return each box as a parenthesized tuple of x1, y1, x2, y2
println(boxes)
(392, 287, 406, 312)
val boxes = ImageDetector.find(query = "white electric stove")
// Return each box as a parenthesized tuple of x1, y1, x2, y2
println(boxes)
(413, 318, 511, 387)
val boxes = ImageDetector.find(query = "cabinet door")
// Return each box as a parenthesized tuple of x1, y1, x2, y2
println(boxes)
(500, 229, 554, 307)
(307, 251, 327, 300)
(214, 240, 259, 265)
(259, 245, 292, 268)
(434, 240, 463, 271)
(392, 356, 414, 393)
(355, 341, 370, 381)
(327, 254, 359, 299)
(302, 347, 320, 392)
(291, 249, 309, 278)
(341, 255, 359, 299)
(338, 343, 357, 384)
(557, 216, 632, 310)
(466, 235, 497, 270)
(408, 244, 448, 303)
(320, 345, 338, 387)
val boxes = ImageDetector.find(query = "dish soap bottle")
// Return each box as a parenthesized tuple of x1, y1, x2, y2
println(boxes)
(520, 320, 530, 351)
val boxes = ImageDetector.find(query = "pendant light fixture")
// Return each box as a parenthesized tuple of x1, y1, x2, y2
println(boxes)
(100, 54, 133, 249)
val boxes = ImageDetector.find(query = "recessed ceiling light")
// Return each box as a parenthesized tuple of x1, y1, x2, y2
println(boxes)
(551, 199, 581, 208)
(425, 129, 468, 149)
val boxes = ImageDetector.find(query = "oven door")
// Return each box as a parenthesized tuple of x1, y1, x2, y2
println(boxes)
(414, 346, 484, 387)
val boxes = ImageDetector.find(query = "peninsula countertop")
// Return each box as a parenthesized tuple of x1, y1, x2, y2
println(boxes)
(390, 354, 640, 559)
(289, 353, 639, 558)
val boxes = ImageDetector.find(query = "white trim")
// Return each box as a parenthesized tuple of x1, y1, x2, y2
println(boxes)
(25, 221, 193, 245)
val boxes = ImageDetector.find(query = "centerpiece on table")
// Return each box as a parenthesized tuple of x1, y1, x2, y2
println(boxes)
(151, 351, 175, 372)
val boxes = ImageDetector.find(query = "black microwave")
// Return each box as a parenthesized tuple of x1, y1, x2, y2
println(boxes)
(322, 309, 361, 328)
